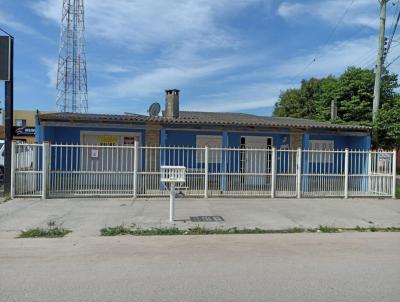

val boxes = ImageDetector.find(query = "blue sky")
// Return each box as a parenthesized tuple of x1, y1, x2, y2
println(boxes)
(0, 0, 398, 116)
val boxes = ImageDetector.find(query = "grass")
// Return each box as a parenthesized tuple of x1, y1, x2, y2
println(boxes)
(18, 227, 71, 238)
(18, 220, 71, 238)
(318, 225, 340, 233)
(100, 224, 400, 236)
(100, 225, 272, 236)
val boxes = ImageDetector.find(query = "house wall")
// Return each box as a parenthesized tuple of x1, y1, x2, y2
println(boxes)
(163, 129, 291, 148)
(37, 125, 146, 145)
(303, 132, 371, 150)
(37, 123, 371, 151)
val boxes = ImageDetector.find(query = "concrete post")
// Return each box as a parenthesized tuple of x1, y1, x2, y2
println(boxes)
(10, 141, 16, 199)
(296, 148, 302, 198)
(344, 148, 349, 199)
(204, 146, 208, 199)
(392, 149, 397, 199)
(42, 142, 50, 200)
(271, 147, 276, 198)
(133, 140, 139, 198)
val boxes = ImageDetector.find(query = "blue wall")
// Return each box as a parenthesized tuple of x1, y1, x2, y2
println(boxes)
(164, 129, 290, 148)
(37, 126, 146, 145)
(303, 133, 371, 150)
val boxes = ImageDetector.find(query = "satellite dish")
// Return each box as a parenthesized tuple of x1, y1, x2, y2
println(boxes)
(148, 102, 161, 117)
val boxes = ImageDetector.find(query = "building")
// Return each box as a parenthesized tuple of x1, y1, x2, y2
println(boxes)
(22, 90, 385, 198)
(1, 110, 51, 143)
(36, 89, 371, 150)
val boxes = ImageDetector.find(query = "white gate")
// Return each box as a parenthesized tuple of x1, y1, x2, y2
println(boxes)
(11, 143, 397, 199)
(12, 143, 43, 197)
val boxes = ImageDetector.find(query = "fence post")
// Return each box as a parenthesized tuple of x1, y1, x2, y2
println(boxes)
(368, 151, 372, 193)
(271, 147, 276, 198)
(204, 146, 208, 198)
(392, 149, 397, 199)
(344, 148, 349, 199)
(296, 148, 302, 198)
(41, 142, 50, 199)
(133, 140, 139, 198)
(10, 141, 16, 199)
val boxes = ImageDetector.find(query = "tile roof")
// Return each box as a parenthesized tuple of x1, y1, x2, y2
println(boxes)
(38, 111, 370, 131)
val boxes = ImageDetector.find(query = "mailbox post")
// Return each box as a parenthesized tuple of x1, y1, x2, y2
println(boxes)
(160, 166, 186, 222)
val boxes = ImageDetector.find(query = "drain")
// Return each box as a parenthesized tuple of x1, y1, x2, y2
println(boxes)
(190, 216, 224, 222)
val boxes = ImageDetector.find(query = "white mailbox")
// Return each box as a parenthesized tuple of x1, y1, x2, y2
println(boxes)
(160, 166, 186, 183)
(160, 166, 186, 222)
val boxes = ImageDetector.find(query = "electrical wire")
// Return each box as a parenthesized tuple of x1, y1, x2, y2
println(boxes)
(385, 0, 400, 61)
(292, 0, 356, 79)
(0, 26, 13, 37)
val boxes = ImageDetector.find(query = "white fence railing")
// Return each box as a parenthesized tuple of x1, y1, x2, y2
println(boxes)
(10, 142, 397, 199)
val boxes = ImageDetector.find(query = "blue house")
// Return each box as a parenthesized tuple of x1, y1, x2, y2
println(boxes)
(36, 89, 371, 150)
(32, 89, 378, 197)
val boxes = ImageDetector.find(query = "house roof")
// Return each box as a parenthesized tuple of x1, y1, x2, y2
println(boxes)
(38, 111, 370, 131)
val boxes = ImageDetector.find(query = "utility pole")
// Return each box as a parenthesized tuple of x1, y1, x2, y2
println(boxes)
(372, 0, 387, 122)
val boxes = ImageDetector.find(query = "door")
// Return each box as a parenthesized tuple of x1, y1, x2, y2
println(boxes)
(241, 136, 272, 186)
(80, 132, 140, 190)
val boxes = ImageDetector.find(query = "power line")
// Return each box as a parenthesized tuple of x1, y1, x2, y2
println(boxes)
(0, 26, 13, 37)
(292, 0, 356, 79)
(384, 0, 400, 60)
(385, 53, 400, 67)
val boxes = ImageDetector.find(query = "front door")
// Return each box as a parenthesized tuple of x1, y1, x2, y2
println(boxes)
(241, 136, 273, 186)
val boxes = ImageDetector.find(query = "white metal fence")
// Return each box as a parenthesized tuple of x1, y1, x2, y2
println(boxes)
(10, 142, 397, 199)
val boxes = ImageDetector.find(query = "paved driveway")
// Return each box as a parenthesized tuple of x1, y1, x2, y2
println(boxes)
(0, 197, 399, 238)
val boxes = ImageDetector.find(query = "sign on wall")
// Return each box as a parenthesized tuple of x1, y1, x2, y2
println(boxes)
(13, 126, 35, 137)
(96, 136, 118, 145)
(0, 36, 11, 81)
(124, 136, 135, 145)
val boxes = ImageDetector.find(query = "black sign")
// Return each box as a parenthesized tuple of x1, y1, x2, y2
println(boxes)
(13, 126, 35, 137)
(0, 36, 11, 81)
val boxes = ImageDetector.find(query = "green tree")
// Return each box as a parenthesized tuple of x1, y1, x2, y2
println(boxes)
(273, 76, 336, 121)
(375, 97, 400, 149)
(273, 67, 400, 148)
(274, 67, 398, 125)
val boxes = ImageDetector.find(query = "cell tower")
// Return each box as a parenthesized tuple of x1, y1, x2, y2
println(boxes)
(56, 0, 88, 113)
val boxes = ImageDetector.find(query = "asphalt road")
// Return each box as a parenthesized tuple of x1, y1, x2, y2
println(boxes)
(1, 233, 399, 302)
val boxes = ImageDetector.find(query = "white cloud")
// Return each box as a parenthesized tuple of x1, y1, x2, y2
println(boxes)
(185, 82, 292, 112)
(277, 0, 378, 29)
(0, 11, 41, 36)
(31, 0, 263, 52)
(41, 57, 58, 88)
(274, 35, 378, 79)
(93, 55, 252, 100)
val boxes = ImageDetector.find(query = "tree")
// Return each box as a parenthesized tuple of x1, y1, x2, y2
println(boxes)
(273, 67, 400, 148)
(273, 77, 336, 121)
(375, 97, 400, 149)
(274, 67, 398, 125)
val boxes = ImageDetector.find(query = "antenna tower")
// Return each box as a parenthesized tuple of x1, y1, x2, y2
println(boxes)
(56, 0, 88, 113)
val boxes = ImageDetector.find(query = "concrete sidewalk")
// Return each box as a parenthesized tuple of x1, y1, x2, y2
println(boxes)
(0, 197, 399, 238)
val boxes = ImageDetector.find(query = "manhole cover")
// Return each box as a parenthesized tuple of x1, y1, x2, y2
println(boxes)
(190, 216, 224, 222)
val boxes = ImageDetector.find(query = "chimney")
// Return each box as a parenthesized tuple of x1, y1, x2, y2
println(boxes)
(165, 89, 180, 118)
(330, 99, 337, 121)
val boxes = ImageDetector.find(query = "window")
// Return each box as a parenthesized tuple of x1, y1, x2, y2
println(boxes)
(196, 135, 222, 163)
(15, 119, 26, 127)
(309, 140, 334, 163)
